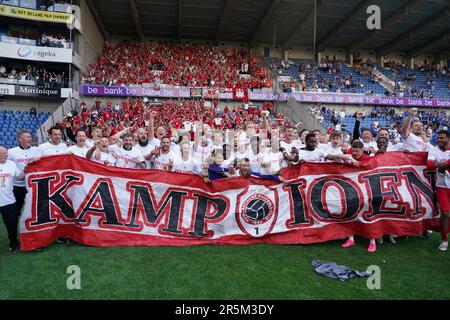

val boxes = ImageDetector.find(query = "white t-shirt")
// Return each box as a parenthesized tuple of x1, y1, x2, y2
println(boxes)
(361, 139, 378, 153)
(387, 142, 404, 152)
(248, 150, 262, 173)
(92, 151, 117, 166)
(0, 160, 21, 207)
(183, 121, 193, 132)
(192, 144, 213, 164)
(402, 133, 431, 152)
(38, 141, 68, 156)
(281, 140, 302, 152)
(259, 151, 282, 175)
(173, 157, 202, 174)
(428, 146, 450, 189)
(114, 147, 145, 168)
(154, 151, 180, 171)
(67, 145, 90, 157)
(326, 144, 343, 155)
(298, 148, 328, 162)
(8, 146, 40, 187)
(134, 141, 159, 169)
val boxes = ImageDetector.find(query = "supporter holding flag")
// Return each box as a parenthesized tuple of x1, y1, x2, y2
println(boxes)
(113, 133, 145, 169)
(8, 130, 40, 216)
(172, 142, 202, 175)
(427, 130, 450, 251)
(377, 128, 403, 152)
(86, 137, 117, 167)
(400, 108, 431, 152)
(297, 133, 355, 163)
(342, 140, 376, 252)
(38, 127, 68, 156)
(147, 137, 180, 171)
(67, 129, 90, 157)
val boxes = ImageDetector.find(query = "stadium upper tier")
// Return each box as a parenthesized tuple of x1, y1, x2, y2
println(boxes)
(82, 42, 272, 89)
(267, 57, 388, 95)
(379, 62, 449, 100)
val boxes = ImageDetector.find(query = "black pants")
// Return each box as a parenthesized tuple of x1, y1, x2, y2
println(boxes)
(13, 186, 27, 214)
(0, 203, 19, 248)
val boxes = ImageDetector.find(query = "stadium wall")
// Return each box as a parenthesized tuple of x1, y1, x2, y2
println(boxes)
(0, 97, 65, 112)
(76, 0, 105, 73)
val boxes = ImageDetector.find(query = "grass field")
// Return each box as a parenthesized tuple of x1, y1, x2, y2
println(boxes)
(0, 226, 449, 300)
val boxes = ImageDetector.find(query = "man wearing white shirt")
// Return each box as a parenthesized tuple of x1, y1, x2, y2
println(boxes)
(86, 137, 117, 166)
(172, 142, 202, 174)
(0, 146, 25, 252)
(8, 130, 40, 215)
(427, 130, 450, 251)
(38, 127, 68, 156)
(134, 127, 159, 169)
(298, 133, 355, 163)
(147, 137, 181, 171)
(326, 131, 344, 156)
(400, 108, 431, 152)
(377, 128, 403, 152)
(281, 126, 303, 152)
(67, 129, 90, 157)
(113, 133, 145, 169)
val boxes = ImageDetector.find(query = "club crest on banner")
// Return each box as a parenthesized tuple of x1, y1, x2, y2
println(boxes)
(235, 185, 278, 238)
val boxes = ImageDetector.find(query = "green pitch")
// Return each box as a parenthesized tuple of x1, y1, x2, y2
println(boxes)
(0, 226, 448, 300)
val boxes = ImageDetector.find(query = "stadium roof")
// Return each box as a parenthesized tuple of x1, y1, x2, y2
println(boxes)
(86, 0, 450, 58)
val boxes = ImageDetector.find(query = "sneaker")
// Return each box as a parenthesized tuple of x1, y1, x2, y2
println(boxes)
(438, 241, 448, 251)
(342, 240, 355, 248)
(67, 239, 77, 247)
(368, 243, 377, 253)
(377, 237, 384, 245)
(56, 238, 66, 244)
(389, 235, 396, 244)
(9, 243, 20, 253)
(33, 248, 44, 253)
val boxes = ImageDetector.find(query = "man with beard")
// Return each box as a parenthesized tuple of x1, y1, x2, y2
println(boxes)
(147, 136, 180, 171)
(377, 128, 403, 151)
(86, 137, 117, 166)
(400, 108, 431, 152)
(134, 127, 159, 169)
(67, 129, 90, 157)
(113, 133, 145, 169)
(427, 130, 450, 251)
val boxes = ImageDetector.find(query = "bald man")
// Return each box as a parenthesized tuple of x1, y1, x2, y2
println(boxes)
(0, 146, 25, 252)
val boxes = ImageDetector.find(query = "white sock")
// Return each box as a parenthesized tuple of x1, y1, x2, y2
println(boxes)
(369, 239, 376, 245)
(348, 236, 354, 242)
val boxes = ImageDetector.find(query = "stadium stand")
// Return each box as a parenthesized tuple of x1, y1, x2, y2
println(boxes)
(0, 109, 51, 148)
(82, 41, 272, 89)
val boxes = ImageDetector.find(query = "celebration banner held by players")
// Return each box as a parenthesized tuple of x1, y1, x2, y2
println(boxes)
(19, 153, 439, 251)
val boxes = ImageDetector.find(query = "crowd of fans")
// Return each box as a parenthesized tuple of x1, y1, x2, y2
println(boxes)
(276, 57, 383, 94)
(1, 28, 70, 48)
(82, 41, 272, 89)
(0, 64, 67, 88)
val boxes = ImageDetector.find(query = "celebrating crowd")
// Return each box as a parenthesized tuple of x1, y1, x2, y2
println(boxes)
(0, 99, 449, 254)
(81, 41, 272, 89)
(0, 64, 67, 88)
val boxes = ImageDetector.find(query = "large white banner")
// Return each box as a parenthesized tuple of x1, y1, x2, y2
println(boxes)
(19, 153, 440, 251)
(0, 42, 72, 63)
